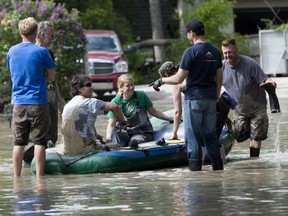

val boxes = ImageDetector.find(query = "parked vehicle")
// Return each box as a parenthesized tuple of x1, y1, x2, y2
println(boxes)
(84, 30, 136, 96)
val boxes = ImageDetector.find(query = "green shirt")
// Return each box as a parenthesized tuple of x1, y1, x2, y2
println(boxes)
(107, 90, 153, 119)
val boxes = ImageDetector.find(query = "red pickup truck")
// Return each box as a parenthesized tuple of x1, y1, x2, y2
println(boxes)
(84, 30, 135, 96)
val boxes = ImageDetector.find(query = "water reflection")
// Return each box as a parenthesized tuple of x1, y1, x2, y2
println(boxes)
(0, 159, 287, 215)
(11, 177, 51, 215)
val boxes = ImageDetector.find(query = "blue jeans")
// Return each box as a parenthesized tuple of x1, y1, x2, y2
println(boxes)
(184, 100, 221, 161)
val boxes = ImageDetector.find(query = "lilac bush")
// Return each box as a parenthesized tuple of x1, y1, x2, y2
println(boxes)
(0, 0, 86, 100)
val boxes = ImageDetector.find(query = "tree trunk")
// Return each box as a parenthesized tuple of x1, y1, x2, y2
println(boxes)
(149, 0, 165, 63)
(177, 0, 201, 34)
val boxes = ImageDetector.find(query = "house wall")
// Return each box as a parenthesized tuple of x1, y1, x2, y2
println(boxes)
(235, 0, 288, 8)
(131, 0, 288, 41)
(233, 0, 288, 34)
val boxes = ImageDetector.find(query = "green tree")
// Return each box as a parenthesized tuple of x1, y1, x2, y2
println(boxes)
(128, 0, 243, 84)
(55, 0, 133, 46)
(0, 11, 21, 102)
(166, 0, 239, 64)
(261, 18, 288, 31)
(0, 0, 86, 100)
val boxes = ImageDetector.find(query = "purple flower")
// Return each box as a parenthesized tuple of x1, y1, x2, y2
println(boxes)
(38, 6, 49, 16)
(58, 29, 65, 36)
(55, 3, 63, 13)
(50, 11, 57, 21)
(27, 11, 35, 17)
(36, 0, 40, 8)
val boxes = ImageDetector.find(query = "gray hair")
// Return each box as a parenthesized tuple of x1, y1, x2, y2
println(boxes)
(36, 21, 54, 38)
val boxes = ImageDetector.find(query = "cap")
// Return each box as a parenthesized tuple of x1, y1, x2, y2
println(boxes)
(158, 61, 174, 77)
(182, 19, 204, 33)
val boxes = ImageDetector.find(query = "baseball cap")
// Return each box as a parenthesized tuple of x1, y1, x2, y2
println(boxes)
(182, 19, 204, 33)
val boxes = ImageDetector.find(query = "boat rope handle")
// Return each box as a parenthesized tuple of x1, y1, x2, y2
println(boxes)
(50, 149, 99, 167)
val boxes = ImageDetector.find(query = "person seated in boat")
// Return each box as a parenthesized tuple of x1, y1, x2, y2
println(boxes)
(106, 74, 173, 149)
(62, 74, 126, 155)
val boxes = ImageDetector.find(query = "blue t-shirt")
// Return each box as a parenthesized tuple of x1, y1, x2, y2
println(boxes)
(180, 42, 222, 100)
(6, 43, 56, 104)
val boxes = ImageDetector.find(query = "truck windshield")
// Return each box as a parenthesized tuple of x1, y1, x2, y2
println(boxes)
(86, 35, 120, 52)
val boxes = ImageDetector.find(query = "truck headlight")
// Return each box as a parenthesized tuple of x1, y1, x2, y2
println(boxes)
(115, 61, 128, 73)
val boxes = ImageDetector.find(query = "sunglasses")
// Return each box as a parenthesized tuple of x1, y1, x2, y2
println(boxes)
(81, 82, 92, 87)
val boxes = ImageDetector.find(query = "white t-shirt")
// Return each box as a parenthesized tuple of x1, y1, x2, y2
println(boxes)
(62, 95, 106, 138)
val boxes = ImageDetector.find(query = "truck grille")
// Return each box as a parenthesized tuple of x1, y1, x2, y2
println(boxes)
(91, 62, 114, 75)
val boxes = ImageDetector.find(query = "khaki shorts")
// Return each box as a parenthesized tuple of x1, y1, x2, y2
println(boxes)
(13, 104, 50, 146)
(233, 109, 268, 142)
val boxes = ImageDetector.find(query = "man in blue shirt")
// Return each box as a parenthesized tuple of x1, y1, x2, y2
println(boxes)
(150, 19, 223, 171)
(6, 17, 56, 176)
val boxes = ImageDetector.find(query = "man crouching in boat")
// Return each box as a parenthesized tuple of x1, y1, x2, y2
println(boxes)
(62, 74, 126, 155)
(106, 74, 173, 149)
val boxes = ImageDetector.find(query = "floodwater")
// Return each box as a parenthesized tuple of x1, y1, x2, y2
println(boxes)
(1, 80, 288, 215)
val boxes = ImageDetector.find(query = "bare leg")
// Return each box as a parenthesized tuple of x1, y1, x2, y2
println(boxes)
(250, 139, 261, 149)
(13, 146, 25, 177)
(34, 145, 46, 176)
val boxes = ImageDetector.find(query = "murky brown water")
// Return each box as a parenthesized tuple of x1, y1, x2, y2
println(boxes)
(1, 83, 288, 215)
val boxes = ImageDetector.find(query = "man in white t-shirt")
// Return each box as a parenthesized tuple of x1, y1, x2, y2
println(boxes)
(62, 74, 126, 155)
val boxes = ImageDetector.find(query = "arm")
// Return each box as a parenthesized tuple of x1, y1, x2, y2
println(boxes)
(104, 102, 125, 140)
(147, 106, 172, 121)
(104, 102, 125, 124)
(162, 68, 188, 85)
(171, 84, 182, 139)
(96, 133, 105, 144)
(216, 68, 223, 98)
(54, 82, 65, 113)
(106, 118, 117, 141)
(46, 68, 56, 81)
(260, 77, 277, 88)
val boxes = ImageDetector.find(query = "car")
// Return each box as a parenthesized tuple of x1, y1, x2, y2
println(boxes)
(84, 30, 136, 96)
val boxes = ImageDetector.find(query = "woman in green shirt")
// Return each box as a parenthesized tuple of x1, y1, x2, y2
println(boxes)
(106, 74, 172, 148)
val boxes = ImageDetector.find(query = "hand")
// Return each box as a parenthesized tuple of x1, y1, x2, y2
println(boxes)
(119, 120, 127, 131)
(225, 117, 233, 130)
(99, 136, 106, 144)
(105, 138, 112, 144)
(260, 80, 277, 89)
(148, 78, 163, 91)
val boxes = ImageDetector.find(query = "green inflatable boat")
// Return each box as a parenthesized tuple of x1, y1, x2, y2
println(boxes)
(30, 110, 235, 174)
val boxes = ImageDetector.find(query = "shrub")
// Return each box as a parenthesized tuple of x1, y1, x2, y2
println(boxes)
(0, 0, 86, 101)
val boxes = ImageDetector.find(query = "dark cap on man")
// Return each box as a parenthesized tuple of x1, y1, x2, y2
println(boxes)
(184, 19, 204, 34)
